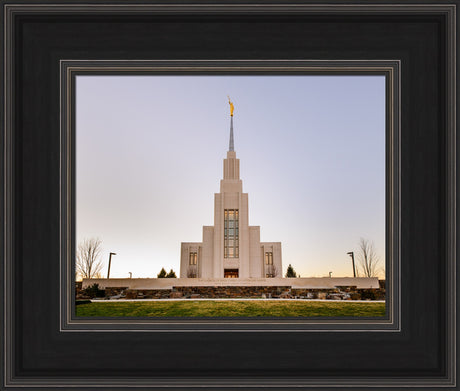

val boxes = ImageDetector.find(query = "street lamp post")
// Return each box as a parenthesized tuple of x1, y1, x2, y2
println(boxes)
(347, 251, 356, 277)
(107, 252, 117, 279)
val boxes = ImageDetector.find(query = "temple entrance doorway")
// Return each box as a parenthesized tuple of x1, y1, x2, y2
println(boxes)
(224, 269, 239, 278)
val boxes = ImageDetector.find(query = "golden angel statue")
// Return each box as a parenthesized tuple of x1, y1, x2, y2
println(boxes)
(227, 96, 234, 117)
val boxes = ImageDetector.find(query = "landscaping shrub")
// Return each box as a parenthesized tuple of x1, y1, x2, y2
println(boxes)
(83, 283, 105, 298)
(360, 290, 376, 300)
(75, 300, 92, 305)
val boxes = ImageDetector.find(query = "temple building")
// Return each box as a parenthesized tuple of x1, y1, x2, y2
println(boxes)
(82, 98, 381, 293)
(180, 98, 282, 279)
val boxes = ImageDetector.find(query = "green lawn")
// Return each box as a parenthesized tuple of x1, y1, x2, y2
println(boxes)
(76, 300, 385, 317)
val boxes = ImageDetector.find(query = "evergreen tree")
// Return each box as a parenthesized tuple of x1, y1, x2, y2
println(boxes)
(285, 264, 297, 278)
(157, 268, 167, 278)
(166, 269, 177, 278)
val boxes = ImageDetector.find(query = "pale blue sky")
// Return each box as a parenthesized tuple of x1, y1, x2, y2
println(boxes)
(76, 75, 385, 279)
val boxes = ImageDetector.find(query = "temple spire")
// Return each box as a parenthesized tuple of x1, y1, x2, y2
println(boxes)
(229, 116, 234, 152)
(228, 96, 235, 152)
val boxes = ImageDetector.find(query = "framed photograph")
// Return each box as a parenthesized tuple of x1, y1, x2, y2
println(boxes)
(2, 1, 457, 390)
(66, 61, 395, 329)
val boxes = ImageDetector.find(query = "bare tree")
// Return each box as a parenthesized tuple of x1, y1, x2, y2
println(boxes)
(187, 266, 197, 278)
(357, 238, 381, 277)
(266, 264, 278, 278)
(76, 238, 104, 279)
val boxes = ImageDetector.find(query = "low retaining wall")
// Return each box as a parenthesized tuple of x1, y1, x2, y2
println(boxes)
(175, 285, 292, 298)
(79, 285, 385, 300)
(82, 276, 380, 290)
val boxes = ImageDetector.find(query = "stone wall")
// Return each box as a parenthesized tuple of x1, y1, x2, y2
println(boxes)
(76, 284, 385, 300)
(125, 289, 171, 299)
(175, 285, 292, 298)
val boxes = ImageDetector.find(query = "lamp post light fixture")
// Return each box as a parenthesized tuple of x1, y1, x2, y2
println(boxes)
(128, 272, 132, 279)
(329, 271, 333, 278)
(347, 251, 356, 277)
(107, 252, 117, 279)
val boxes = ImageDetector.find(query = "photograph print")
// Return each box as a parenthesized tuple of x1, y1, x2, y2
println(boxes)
(74, 75, 386, 318)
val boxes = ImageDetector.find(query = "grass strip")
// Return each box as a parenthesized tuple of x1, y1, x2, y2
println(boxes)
(76, 300, 385, 317)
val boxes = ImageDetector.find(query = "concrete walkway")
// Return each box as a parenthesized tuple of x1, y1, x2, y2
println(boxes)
(90, 298, 385, 303)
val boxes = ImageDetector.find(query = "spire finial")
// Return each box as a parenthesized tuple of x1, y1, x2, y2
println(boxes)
(227, 95, 234, 117)
(227, 96, 234, 151)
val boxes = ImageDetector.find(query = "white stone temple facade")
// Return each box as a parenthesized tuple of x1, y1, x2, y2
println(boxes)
(83, 99, 381, 291)
(180, 100, 282, 279)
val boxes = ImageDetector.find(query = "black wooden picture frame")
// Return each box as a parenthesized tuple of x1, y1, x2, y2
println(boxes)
(60, 59, 400, 332)
(2, 1, 458, 389)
